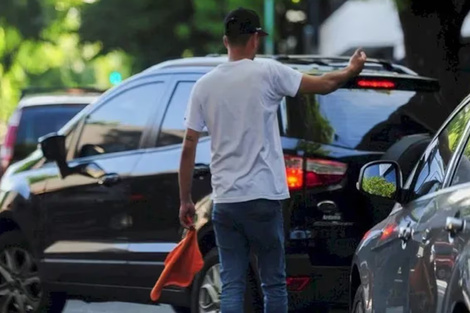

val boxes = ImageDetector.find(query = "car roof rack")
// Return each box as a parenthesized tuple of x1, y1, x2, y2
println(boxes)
(20, 86, 105, 99)
(204, 53, 415, 75)
(271, 55, 411, 74)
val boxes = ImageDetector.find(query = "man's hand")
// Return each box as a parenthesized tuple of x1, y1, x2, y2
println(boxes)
(179, 201, 196, 228)
(348, 48, 367, 76)
(299, 47, 367, 95)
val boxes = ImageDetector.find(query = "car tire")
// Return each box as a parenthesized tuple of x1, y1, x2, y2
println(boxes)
(0, 230, 66, 313)
(190, 247, 261, 313)
(351, 285, 366, 313)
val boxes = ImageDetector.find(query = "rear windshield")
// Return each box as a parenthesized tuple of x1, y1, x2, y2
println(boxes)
(280, 89, 445, 152)
(14, 104, 86, 160)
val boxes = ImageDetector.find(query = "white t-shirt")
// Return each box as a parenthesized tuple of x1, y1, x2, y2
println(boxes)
(184, 58, 303, 204)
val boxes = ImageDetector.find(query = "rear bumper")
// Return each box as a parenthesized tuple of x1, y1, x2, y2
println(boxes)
(285, 253, 350, 310)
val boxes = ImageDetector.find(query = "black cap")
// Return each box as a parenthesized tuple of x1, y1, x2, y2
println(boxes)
(224, 7, 268, 37)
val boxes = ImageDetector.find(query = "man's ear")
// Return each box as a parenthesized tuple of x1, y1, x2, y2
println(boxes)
(223, 35, 229, 49)
(251, 33, 259, 50)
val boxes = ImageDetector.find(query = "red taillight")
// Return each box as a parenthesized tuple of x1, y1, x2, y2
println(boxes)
(285, 155, 347, 191)
(357, 79, 396, 89)
(362, 229, 372, 240)
(286, 276, 311, 292)
(380, 223, 397, 241)
(1, 111, 20, 171)
(285, 156, 303, 190)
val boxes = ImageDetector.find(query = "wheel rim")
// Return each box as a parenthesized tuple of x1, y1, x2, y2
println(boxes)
(198, 263, 221, 313)
(0, 247, 42, 313)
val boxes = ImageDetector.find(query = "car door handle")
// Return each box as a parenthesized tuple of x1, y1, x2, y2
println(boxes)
(445, 216, 465, 234)
(399, 226, 412, 242)
(193, 163, 210, 179)
(99, 173, 121, 186)
(421, 228, 431, 243)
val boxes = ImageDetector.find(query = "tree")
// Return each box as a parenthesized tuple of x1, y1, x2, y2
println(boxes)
(0, 0, 132, 125)
(78, 0, 268, 72)
(78, 0, 196, 72)
(362, 176, 396, 198)
(0, 0, 53, 121)
(395, 0, 470, 110)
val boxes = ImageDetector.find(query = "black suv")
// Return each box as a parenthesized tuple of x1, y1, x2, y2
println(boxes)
(0, 55, 444, 312)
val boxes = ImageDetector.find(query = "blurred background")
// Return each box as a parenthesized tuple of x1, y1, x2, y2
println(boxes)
(2, 0, 470, 142)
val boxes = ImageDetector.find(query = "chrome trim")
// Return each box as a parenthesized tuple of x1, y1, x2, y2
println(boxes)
(42, 259, 126, 264)
(128, 243, 178, 253)
(42, 259, 165, 266)
(128, 261, 165, 266)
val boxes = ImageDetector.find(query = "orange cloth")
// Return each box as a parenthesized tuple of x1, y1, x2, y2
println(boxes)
(150, 228, 204, 302)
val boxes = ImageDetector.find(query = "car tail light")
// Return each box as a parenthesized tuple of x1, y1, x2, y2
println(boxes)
(285, 155, 347, 191)
(1, 110, 21, 171)
(357, 79, 396, 89)
(380, 223, 397, 241)
(362, 229, 372, 240)
(286, 276, 311, 292)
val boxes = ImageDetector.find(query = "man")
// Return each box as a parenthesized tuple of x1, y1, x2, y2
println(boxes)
(178, 7, 366, 313)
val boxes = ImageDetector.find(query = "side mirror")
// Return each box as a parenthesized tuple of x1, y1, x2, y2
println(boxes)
(357, 161, 403, 200)
(39, 133, 70, 178)
(78, 144, 105, 158)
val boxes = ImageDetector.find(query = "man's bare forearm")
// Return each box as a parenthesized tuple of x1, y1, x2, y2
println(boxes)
(321, 66, 356, 93)
(299, 66, 356, 95)
(178, 136, 197, 203)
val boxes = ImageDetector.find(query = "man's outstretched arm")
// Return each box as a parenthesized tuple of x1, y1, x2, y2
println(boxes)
(298, 48, 367, 95)
(178, 128, 200, 228)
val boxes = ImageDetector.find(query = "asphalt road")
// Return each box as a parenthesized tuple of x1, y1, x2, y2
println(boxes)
(64, 301, 176, 313)
(64, 301, 350, 313)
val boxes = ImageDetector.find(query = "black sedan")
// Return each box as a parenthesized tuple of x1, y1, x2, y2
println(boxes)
(350, 93, 470, 313)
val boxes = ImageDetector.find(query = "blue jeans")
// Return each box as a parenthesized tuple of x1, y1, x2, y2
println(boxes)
(212, 199, 288, 313)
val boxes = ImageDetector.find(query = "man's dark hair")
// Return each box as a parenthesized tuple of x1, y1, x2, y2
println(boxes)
(225, 32, 253, 47)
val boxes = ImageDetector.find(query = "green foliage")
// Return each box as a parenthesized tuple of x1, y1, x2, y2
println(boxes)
(0, 0, 132, 126)
(79, 0, 196, 71)
(0, 0, 292, 128)
(78, 0, 266, 71)
(0, 0, 51, 40)
(447, 105, 470, 153)
(362, 176, 396, 198)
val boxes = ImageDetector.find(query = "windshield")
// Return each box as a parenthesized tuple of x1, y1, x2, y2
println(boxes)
(13, 104, 87, 161)
(280, 88, 444, 152)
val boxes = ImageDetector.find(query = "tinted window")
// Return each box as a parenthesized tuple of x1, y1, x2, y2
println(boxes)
(409, 104, 469, 200)
(14, 104, 86, 161)
(449, 105, 470, 186)
(157, 81, 208, 147)
(76, 82, 164, 158)
(281, 89, 442, 152)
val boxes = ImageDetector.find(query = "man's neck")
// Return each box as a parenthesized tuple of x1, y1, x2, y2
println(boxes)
(228, 49, 254, 62)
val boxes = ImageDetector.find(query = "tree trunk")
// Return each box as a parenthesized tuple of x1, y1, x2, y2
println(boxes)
(397, 1, 470, 114)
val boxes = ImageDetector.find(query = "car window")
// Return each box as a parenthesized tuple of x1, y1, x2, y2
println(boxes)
(281, 89, 441, 152)
(449, 106, 470, 186)
(408, 103, 470, 200)
(65, 120, 81, 158)
(156, 81, 208, 147)
(75, 82, 165, 158)
(14, 104, 86, 162)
